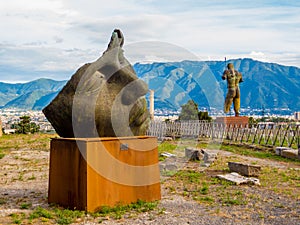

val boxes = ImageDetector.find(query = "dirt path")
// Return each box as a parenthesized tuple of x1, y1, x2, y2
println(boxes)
(0, 148, 299, 225)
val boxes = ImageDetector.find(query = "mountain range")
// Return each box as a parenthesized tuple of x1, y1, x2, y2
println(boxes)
(0, 79, 66, 110)
(0, 58, 299, 112)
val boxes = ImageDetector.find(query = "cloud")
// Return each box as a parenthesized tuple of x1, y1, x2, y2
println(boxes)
(124, 41, 199, 63)
(0, 44, 100, 82)
(0, 0, 300, 82)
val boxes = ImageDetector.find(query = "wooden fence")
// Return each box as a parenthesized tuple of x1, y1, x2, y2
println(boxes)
(147, 120, 300, 148)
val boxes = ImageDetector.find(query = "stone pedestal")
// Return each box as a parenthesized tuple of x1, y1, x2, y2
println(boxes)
(48, 136, 161, 212)
(215, 116, 249, 128)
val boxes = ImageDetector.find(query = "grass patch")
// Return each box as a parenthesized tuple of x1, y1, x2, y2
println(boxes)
(29, 206, 53, 220)
(54, 208, 85, 225)
(221, 191, 247, 206)
(10, 213, 26, 224)
(0, 133, 57, 151)
(93, 200, 158, 220)
(259, 166, 300, 198)
(198, 140, 300, 164)
(158, 142, 177, 154)
(175, 170, 202, 183)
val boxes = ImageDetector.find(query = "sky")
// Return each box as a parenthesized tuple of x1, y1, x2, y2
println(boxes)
(0, 0, 300, 83)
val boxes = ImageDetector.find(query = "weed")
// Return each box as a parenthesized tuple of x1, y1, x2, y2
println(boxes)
(54, 208, 85, 225)
(157, 207, 166, 215)
(222, 197, 245, 206)
(20, 202, 32, 209)
(199, 196, 215, 203)
(258, 212, 265, 219)
(161, 170, 177, 177)
(159, 155, 167, 161)
(29, 206, 53, 220)
(274, 203, 285, 208)
(218, 179, 235, 188)
(221, 193, 246, 206)
(199, 183, 209, 195)
(28, 174, 36, 180)
(0, 149, 5, 159)
(18, 173, 24, 181)
(0, 198, 6, 205)
(10, 213, 25, 224)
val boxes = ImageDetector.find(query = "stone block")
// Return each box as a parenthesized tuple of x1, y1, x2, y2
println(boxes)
(185, 147, 202, 161)
(203, 150, 218, 164)
(228, 162, 261, 177)
(281, 149, 299, 160)
(275, 147, 291, 156)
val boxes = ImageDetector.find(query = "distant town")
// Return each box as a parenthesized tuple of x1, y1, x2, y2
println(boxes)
(0, 109, 53, 134)
(1, 108, 299, 135)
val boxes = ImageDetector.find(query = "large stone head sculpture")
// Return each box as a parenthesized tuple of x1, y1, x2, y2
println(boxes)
(43, 29, 150, 138)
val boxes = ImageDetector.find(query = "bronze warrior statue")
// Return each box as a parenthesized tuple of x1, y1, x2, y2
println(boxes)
(222, 63, 243, 116)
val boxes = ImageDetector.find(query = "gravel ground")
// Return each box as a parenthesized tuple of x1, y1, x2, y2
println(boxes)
(0, 148, 299, 225)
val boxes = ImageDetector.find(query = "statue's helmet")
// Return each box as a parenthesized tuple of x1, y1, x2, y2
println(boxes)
(227, 63, 234, 70)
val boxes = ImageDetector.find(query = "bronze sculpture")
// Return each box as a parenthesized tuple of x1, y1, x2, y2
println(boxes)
(222, 63, 243, 116)
(43, 29, 150, 137)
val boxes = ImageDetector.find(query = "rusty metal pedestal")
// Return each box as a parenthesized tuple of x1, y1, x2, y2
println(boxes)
(48, 136, 161, 212)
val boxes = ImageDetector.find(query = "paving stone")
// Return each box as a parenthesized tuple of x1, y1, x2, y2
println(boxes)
(217, 172, 260, 185)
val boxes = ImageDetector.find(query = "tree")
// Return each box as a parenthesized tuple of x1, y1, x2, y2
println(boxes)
(14, 116, 40, 134)
(179, 100, 199, 120)
(198, 111, 212, 122)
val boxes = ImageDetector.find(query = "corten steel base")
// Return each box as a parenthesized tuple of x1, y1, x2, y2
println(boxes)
(215, 116, 249, 128)
(48, 136, 161, 212)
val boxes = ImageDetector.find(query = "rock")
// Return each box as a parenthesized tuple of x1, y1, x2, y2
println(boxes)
(162, 137, 173, 141)
(43, 29, 149, 138)
(228, 162, 261, 177)
(281, 149, 299, 160)
(165, 163, 178, 171)
(202, 150, 218, 164)
(217, 172, 260, 185)
(200, 162, 211, 167)
(161, 152, 176, 158)
(275, 147, 291, 156)
(159, 164, 165, 171)
(185, 147, 202, 161)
